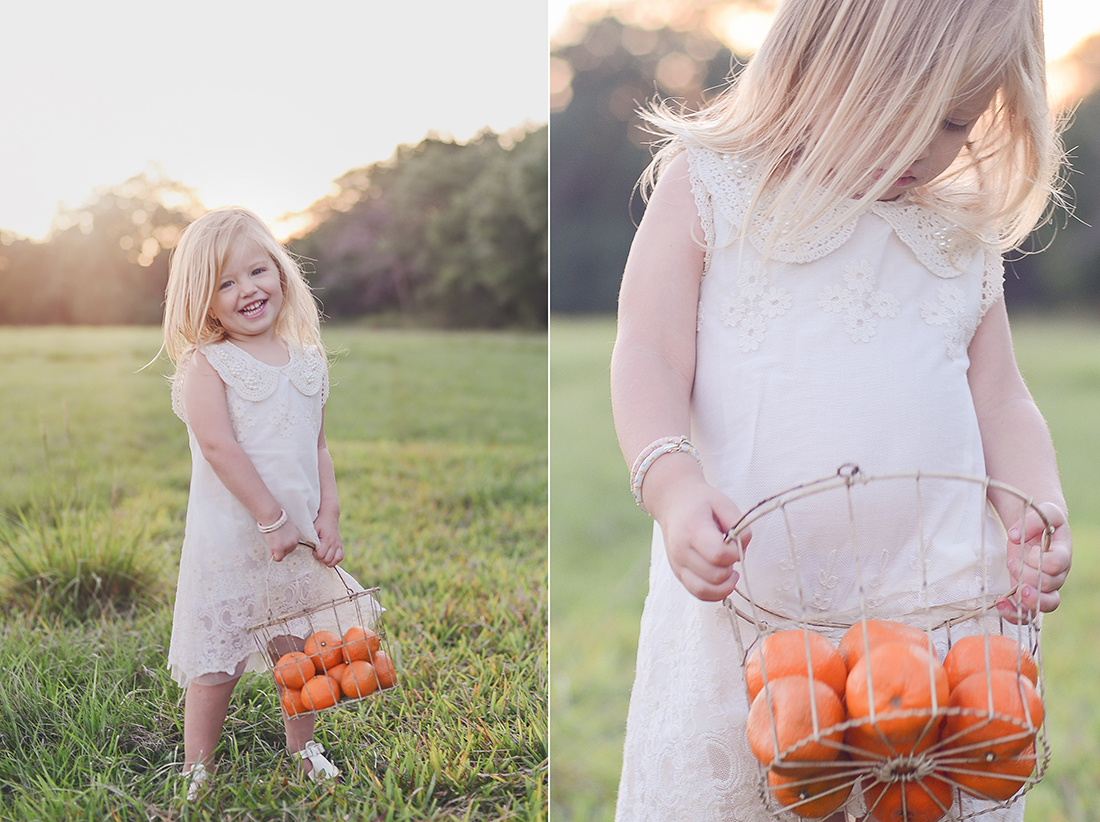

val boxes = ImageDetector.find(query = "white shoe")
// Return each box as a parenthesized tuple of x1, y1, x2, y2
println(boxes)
(183, 762, 210, 800)
(296, 740, 341, 781)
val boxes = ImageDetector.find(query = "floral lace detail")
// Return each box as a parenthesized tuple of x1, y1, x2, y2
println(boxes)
(922, 282, 976, 359)
(817, 259, 900, 343)
(268, 397, 302, 439)
(226, 394, 257, 440)
(719, 263, 792, 351)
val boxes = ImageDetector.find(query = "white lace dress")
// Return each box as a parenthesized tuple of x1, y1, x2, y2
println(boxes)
(615, 144, 1027, 821)
(167, 340, 368, 689)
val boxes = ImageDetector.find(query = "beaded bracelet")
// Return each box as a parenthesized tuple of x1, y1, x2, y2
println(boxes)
(630, 436, 702, 515)
(257, 508, 288, 533)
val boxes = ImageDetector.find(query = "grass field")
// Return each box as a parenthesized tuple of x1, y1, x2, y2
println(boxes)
(549, 314, 1100, 822)
(0, 325, 547, 821)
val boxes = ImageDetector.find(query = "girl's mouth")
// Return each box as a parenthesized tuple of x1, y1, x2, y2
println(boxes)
(894, 175, 917, 187)
(240, 299, 266, 318)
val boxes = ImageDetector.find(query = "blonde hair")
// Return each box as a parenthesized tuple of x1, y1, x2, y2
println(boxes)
(643, 0, 1065, 255)
(162, 208, 324, 365)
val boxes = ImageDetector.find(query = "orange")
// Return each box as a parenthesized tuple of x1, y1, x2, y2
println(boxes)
(279, 687, 307, 717)
(327, 662, 349, 692)
(767, 766, 853, 817)
(304, 630, 344, 674)
(373, 651, 397, 689)
(839, 620, 932, 672)
(274, 651, 316, 690)
(942, 742, 1036, 801)
(746, 676, 845, 769)
(863, 773, 954, 822)
(745, 629, 847, 703)
(301, 674, 341, 711)
(343, 626, 381, 663)
(341, 659, 379, 698)
(943, 634, 1038, 691)
(846, 642, 949, 744)
(943, 669, 1043, 760)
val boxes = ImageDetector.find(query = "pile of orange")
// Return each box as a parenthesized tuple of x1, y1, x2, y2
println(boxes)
(273, 625, 397, 716)
(745, 621, 1042, 821)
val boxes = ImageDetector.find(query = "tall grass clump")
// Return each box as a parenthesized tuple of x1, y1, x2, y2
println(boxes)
(0, 500, 167, 621)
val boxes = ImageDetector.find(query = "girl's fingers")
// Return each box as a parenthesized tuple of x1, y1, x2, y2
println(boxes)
(677, 564, 740, 602)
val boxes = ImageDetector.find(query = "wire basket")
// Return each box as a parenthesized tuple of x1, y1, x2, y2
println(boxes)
(247, 565, 397, 719)
(724, 465, 1052, 821)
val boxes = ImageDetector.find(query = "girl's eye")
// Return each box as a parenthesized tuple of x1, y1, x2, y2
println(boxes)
(219, 280, 233, 290)
(942, 120, 969, 133)
(252, 267, 266, 276)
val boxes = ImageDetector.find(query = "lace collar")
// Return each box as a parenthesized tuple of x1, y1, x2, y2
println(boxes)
(171, 340, 327, 424)
(688, 145, 990, 279)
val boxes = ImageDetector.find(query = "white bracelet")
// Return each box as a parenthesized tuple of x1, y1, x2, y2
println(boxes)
(257, 508, 288, 533)
(630, 436, 701, 515)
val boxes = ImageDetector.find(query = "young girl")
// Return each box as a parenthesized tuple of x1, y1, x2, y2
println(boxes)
(610, 0, 1073, 819)
(163, 207, 366, 797)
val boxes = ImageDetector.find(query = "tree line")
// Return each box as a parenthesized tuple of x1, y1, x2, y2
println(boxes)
(0, 125, 547, 329)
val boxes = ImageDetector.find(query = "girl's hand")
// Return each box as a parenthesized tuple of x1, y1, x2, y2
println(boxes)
(996, 502, 1071, 621)
(312, 511, 344, 568)
(264, 519, 304, 562)
(652, 473, 749, 602)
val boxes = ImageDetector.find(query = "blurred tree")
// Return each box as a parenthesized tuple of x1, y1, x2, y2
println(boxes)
(1006, 74, 1100, 309)
(0, 168, 203, 324)
(290, 125, 548, 328)
(550, 13, 738, 314)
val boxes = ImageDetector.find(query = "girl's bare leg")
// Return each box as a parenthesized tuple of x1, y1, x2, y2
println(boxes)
(183, 676, 241, 772)
(284, 712, 319, 773)
(267, 635, 321, 774)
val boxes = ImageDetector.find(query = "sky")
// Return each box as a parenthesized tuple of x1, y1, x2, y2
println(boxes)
(1, 1, 548, 241)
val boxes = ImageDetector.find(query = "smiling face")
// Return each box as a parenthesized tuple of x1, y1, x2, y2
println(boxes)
(209, 237, 284, 344)
(879, 83, 998, 200)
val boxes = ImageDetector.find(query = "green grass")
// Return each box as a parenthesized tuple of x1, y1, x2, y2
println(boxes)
(549, 314, 1100, 822)
(0, 324, 547, 821)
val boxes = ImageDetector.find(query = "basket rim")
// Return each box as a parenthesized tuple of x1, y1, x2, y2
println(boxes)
(246, 585, 381, 635)
(721, 465, 1053, 629)
(724, 465, 1053, 544)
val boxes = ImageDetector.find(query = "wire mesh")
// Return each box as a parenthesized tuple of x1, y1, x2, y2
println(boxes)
(724, 465, 1052, 820)
(247, 575, 396, 718)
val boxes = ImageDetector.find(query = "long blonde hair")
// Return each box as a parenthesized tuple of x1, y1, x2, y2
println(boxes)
(643, 0, 1065, 255)
(161, 208, 324, 365)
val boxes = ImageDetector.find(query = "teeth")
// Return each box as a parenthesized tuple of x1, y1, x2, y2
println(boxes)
(241, 300, 265, 317)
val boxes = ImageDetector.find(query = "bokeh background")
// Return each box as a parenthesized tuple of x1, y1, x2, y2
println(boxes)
(549, 1, 1100, 820)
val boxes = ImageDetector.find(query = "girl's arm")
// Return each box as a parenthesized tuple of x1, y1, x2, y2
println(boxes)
(183, 352, 303, 561)
(610, 152, 746, 602)
(967, 297, 1072, 617)
(312, 411, 344, 568)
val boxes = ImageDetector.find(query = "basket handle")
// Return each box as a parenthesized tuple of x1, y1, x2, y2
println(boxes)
(264, 538, 354, 620)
